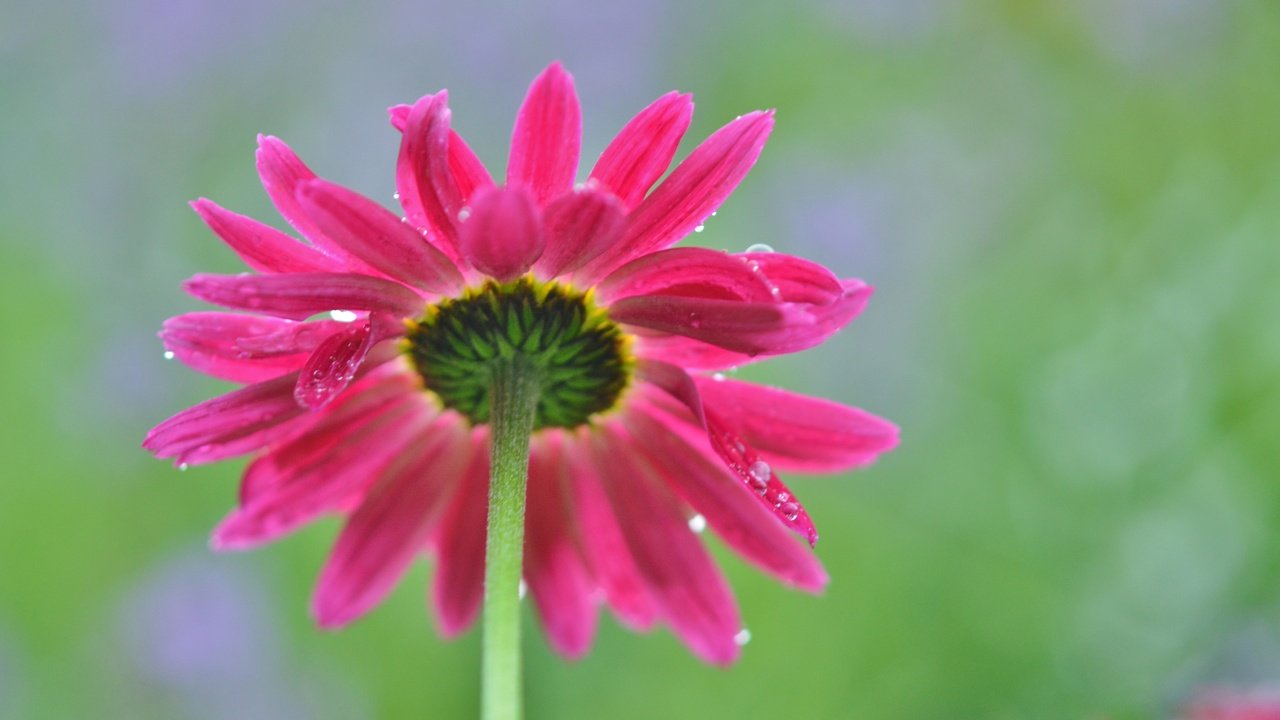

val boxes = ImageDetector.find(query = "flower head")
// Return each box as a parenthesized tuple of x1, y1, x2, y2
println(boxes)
(145, 62, 898, 665)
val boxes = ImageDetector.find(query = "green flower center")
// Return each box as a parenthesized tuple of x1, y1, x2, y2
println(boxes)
(404, 277, 632, 430)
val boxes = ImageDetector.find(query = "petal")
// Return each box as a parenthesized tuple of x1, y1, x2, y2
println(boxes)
(637, 359, 819, 546)
(458, 186, 545, 281)
(293, 320, 377, 410)
(296, 179, 464, 294)
(525, 435, 598, 658)
(397, 93, 467, 262)
(693, 376, 899, 472)
(624, 403, 827, 590)
(233, 318, 364, 357)
(589, 91, 694, 210)
(595, 247, 775, 305)
(430, 428, 489, 636)
(589, 426, 742, 665)
(389, 102, 494, 200)
(562, 431, 657, 630)
(143, 371, 307, 465)
(190, 199, 342, 274)
(312, 414, 471, 627)
(183, 272, 426, 321)
(216, 391, 434, 550)
(579, 111, 774, 282)
(508, 62, 582, 206)
(740, 251, 844, 305)
(534, 189, 625, 279)
(159, 312, 313, 383)
(631, 332, 758, 372)
(609, 282, 872, 357)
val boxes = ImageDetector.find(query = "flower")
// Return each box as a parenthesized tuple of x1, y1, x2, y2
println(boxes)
(144, 62, 898, 665)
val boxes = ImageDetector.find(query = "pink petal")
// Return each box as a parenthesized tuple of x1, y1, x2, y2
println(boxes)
(296, 179, 464, 295)
(507, 62, 581, 206)
(524, 435, 598, 658)
(143, 372, 307, 465)
(693, 375, 899, 472)
(631, 332, 758, 372)
(562, 432, 657, 629)
(589, 91, 694, 210)
(159, 312, 312, 383)
(609, 281, 872, 356)
(534, 189, 625, 279)
(740, 251, 844, 305)
(397, 94, 467, 262)
(293, 320, 377, 410)
(389, 103, 494, 200)
(183, 272, 426, 321)
(458, 185, 545, 282)
(624, 403, 827, 590)
(312, 414, 471, 628)
(237, 369, 419, 506)
(190, 199, 342, 275)
(233, 318, 364, 357)
(579, 111, 774, 282)
(430, 428, 489, 637)
(216, 392, 433, 550)
(590, 426, 742, 665)
(636, 360, 819, 546)
(595, 247, 776, 305)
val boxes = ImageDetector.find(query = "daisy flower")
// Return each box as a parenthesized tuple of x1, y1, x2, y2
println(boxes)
(145, 62, 897, 677)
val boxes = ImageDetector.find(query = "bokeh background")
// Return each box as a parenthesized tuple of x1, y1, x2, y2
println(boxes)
(3, 0, 1279, 718)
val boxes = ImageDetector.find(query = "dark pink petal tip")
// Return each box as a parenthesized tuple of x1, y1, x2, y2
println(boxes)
(458, 185, 545, 281)
(590, 91, 694, 210)
(189, 198, 341, 275)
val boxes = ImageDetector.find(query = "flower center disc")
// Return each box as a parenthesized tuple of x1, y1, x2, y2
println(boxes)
(404, 278, 632, 430)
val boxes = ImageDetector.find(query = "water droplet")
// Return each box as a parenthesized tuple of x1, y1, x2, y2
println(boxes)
(748, 460, 771, 482)
(734, 629, 752, 646)
(711, 372, 726, 382)
(392, 191, 401, 201)
(693, 224, 705, 233)
(329, 310, 358, 323)
(518, 579, 527, 600)
(688, 514, 707, 533)
(457, 206, 472, 222)
(162, 350, 175, 360)
(779, 501, 799, 517)
(744, 243, 774, 253)
(177, 463, 189, 472)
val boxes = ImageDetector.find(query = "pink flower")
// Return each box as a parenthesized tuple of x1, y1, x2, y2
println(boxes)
(145, 62, 898, 665)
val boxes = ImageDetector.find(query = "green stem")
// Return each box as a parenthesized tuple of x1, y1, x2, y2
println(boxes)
(482, 359, 540, 720)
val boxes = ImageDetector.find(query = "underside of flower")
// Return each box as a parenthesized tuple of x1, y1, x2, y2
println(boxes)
(404, 277, 632, 429)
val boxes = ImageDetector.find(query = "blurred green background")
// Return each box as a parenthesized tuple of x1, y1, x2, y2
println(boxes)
(3, 0, 1279, 718)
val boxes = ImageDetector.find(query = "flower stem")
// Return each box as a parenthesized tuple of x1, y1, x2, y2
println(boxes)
(482, 359, 540, 720)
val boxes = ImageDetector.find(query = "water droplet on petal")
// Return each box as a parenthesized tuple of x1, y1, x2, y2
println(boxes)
(329, 310, 358, 323)
(711, 372, 726, 382)
(688, 514, 707, 533)
(457, 206, 472, 222)
(745, 243, 774, 253)
(177, 463, 189, 472)
(734, 629, 752, 646)
(393, 191, 401, 201)
(163, 351, 175, 360)
(518, 579, 527, 600)
(693, 224, 706, 233)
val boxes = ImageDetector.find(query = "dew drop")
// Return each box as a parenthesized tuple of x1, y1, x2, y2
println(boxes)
(688, 514, 707, 533)
(693, 224, 706, 233)
(779, 501, 799, 517)
(748, 460, 771, 482)
(392, 191, 401, 201)
(518, 579, 528, 600)
(457, 206, 472, 222)
(163, 350, 175, 360)
(329, 310, 358, 323)
(744, 243, 774, 254)
(734, 629, 752, 646)
(177, 463, 189, 472)
(711, 372, 726, 382)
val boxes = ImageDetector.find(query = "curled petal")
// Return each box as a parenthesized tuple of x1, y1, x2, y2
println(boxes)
(535, 189, 625, 278)
(590, 426, 742, 665)
(293, 320, 377, 410)
(589, 91, 694, 209)
(508, 62, 581, 206)
(624, 405, 828, 590)
(431, 429, 489, 636)
(389, 103, 494, 200)
(296, 179, 464, 294)
(595, 247, 775, 305)
(693, 375, 899, 472)
(159, 312, 313, 383)
(525, 436, 598, 658)
(183, 272, 426, 321)
(637, 359, 819, 546)
(458, 186, 545, 281)
(580, 111, 774, 282)
(312, 414, 470, 628)
(190, 199, 341, 275)
(397, 93, 466, 261)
